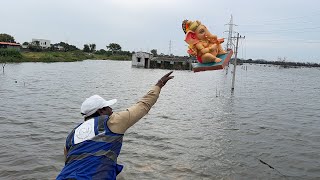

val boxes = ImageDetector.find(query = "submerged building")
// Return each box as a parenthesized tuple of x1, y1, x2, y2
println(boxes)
(131, 51, 153, 68)
(132, 51, 194, 70)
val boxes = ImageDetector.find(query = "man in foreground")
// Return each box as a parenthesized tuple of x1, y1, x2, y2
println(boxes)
(56, 71, 174, 180)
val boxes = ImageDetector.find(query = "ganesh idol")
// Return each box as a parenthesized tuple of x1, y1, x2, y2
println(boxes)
(182, 20, 227, 63)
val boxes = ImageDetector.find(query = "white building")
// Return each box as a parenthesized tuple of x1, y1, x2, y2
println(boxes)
(132, 52, 153, 68)
(32, 38, 51, 49)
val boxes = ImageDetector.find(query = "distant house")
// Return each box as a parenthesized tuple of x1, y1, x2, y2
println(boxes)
(32, 38, 50, 49)
(0, 42, 21, 51)
(132, 52, 153, 68)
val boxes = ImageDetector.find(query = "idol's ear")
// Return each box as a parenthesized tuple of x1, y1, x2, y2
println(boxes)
(185, 31, 199, 45)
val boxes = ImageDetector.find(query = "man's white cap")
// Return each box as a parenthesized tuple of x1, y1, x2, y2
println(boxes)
(81, 95, 117, 117)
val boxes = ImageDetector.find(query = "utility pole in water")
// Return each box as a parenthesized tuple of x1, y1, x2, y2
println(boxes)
(231, 32, 245, 93)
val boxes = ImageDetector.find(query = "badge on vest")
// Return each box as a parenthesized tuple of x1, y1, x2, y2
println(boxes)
(74, 118, 95, 144)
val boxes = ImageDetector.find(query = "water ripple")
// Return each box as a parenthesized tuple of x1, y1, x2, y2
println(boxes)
(0, 62, 319, 179)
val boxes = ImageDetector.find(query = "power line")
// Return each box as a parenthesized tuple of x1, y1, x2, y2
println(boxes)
(240, 19, 317, 26)
(241, 26, 320, 33)
(241, 27, 320, 34)
(243, 11, 320, 24)
(246, 40, 320, 45)
(245, 39, 320, 43)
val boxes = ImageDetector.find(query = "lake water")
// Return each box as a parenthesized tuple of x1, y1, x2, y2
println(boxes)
(0, 60, 319, 180)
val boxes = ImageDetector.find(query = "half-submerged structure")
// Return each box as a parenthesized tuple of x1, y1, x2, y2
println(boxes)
(132, 51, 193, 70)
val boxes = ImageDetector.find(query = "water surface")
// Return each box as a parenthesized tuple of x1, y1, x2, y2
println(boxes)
(0, 61, 319, 180)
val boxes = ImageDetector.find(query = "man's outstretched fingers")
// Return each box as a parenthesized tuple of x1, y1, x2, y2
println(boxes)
(162, 71, 174, 84)
(156, 71, 174, 88)
(164, 71, 173, 78)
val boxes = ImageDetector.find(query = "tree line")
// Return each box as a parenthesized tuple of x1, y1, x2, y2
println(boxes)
(1, 33, 164, 58)
(83, 43, 131, 56)
(0, 33, 133, 56)
(233, 58, 320, 68)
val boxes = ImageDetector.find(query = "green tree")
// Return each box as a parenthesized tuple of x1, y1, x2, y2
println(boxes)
(83, 44, 90, 52)
(56, 42, 79, 51)
(151, 49, 157, 56)
(49, 44, 55, 51)
(106, 43, 121, 54)
(0, 33, 15, 43)
(0, 49, 22, 73)
(95, 49, 107, 55)
(29, 41, 42, 52)
(89, 44, 96, 53)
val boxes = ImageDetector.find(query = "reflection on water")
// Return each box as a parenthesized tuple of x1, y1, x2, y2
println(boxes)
(0, 61, 319, 179)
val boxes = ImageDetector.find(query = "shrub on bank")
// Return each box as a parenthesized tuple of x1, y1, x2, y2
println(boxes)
(0, 50, 131, 63)
(0, 49, 22, 62)
(107, 55, 131, 60)
(21, 51, 94, 62)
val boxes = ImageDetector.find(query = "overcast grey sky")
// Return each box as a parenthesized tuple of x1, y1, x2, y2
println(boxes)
(2, 0, 320, 62)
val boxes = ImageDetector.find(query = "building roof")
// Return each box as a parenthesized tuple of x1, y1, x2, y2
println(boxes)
(0, 42, 21, 46)
(135, 51, 152, 55)
(151, 56, 194, 63)
(32, 38, 50, 41)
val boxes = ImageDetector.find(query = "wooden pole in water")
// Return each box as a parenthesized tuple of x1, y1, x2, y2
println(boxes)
(2, 63, 6, 74)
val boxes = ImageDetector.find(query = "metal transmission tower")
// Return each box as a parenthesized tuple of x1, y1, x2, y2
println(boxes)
(224, 15, 237, 73)
(225, 15, 237, 51)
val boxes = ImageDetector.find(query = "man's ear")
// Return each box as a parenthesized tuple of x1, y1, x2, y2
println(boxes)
(97, 109, 103, 115)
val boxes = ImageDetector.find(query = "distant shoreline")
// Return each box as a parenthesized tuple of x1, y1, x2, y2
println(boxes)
(0, 51, 131, 63)
(1, 51, 320, 69)
(231, 58, 320, 68)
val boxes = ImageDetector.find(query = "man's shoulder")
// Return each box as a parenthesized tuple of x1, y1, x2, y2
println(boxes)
(109, 111, 129, 122)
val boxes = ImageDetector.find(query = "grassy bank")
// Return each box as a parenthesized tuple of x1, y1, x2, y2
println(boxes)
(0, 49, 131, 63)
(92, 54, 131, 61)
(21, 51, 94, 62)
